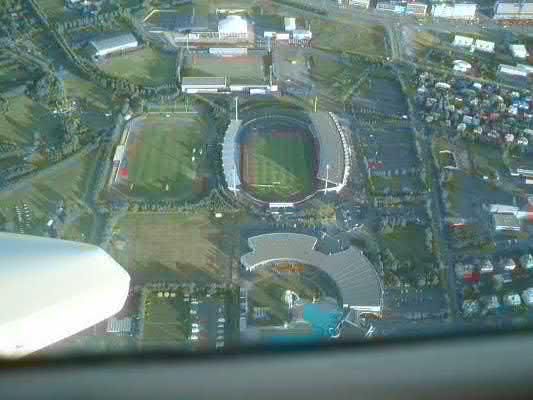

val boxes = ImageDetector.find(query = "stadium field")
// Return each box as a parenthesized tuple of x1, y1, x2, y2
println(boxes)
(241, 126, 316, 202)
(118, 114, 207, 199)
(184, 54, 266, 85)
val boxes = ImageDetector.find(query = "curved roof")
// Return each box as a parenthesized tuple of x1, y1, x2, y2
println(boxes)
(218, 16, 248, 34)
(309, 112, 347, 186)
(0, 233, 130, 358)
(241, 233, 382, 310)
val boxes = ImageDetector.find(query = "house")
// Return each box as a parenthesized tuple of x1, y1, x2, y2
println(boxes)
(482, 295, 500, 311)
(527, 254, 533, 270)
(464, 271, 481, 283)
(504, 293, 522, 306)
(463, 300, 480, 315)
(510, 44, 529, 59)
(453, 59, 471, 72)
(480, 259, 494, 273)
(504, 258, 517, 271)
(522, 288, 533, 305)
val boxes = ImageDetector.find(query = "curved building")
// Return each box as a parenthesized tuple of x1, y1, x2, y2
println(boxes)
(0, 233, 130, 358)
(241, 233, 383, 312)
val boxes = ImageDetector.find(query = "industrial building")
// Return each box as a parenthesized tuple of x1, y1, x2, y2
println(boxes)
(0, 233, 130, 358)
(241, 233, 383, 313)
(349, 0, 372, 8)
(510, 44, 529, 59)
(494, 1, 533, 20)
(432, 3, 478, 20)
(90, 33, 139, 57)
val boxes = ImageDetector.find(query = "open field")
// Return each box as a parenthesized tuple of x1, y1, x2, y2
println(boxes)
(240, 125, 316, 202)
(38, 0, 67, 20)
(311, 18, 386, 58)
(111, 211, 228, 285)
(184, 54, 266, 85)
(0, 51, 41, 91)
(116, 114, 207, 199)
(99, 47, 176, 86)
(0, 151, 97, 232)
(0, 96, 65, 146)
(143, 290, 190, 348)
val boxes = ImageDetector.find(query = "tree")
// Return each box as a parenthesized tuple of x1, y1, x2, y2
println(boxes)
(0, 96, 9, 114)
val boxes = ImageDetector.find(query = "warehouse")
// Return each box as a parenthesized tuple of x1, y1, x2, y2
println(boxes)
(90, 33, 139, 57)
(494, 1, 533, 20)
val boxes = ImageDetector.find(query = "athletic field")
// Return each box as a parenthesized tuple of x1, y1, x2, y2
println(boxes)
(240, 122, 316, 202)
(117, 114, 207, 199)
(184, 54, 266, 85)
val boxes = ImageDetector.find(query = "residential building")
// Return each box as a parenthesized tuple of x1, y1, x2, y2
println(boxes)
(522, 288, 533, 305)
(482, 295, 500, 311)
(90, 33, 139, 57)
(510, 44, 529, 59)
(497, 64, 529, 87)
(480, 259, 494, 273)
(527, 254, 533, 269)
(504, 293, 522, 306)
(453, 60, 472, 73)
(504, 258, 517, 271)
(489, 204, 519, 214)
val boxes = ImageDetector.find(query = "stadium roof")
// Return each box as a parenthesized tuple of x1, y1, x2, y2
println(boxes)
(0, 233, 130, 358)
(222, 120, 242, 192)
(309, 112, 346, 186)
(241, 233, 383, 311)
(182, 77, 227, 87)
(145, 13, 212, 33)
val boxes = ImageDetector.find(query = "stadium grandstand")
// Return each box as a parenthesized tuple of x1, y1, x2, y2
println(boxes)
(309, 112, 350, 192)
(222, 120, 242, 193)
(241, 233, 383, 313)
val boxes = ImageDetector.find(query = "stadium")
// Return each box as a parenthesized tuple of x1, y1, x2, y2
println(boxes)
(241, 233, 383, 313)
(223, 110, 351, 206)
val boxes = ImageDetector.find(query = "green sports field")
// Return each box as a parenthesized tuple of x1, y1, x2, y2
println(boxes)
(121, 114, 207, 199)
(241, 128, 316, 202)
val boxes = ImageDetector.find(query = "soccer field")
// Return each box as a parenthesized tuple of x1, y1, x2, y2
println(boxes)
(184, 54, 266, 85)
(241, 129, 316, 202)
(122, 114, 207, 198)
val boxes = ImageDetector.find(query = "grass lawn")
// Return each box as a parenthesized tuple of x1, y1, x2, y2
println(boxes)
(0, 96, 65, 146)
(111, 211, 227, 285)
(0, 151, 97, 232)
(243, 131, 315, 201)
(121, 114, 207, 198)
(311, 18, 386, 58)
(100, 47, 176, 86)
(143, 290, 190, 348)
(38, 0, 67, 20)
(466, 142, 507, 176)
(184, 54, 266, 85)
(381, 224, 434, 269)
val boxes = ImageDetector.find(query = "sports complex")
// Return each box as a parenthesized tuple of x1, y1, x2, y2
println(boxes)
(222, 108, 351, 206)
(241, 233, 383, 313)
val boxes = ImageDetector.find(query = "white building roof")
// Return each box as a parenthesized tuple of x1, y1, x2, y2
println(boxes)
(510, 44, 529, 59)
(498, 64, 529, 77)
(517, 64, 533, 74)
(504, 293, 522, 306)
(453, 35, 474, 47)
(474, 39, 495, 53)
(433, 3, 477, 19)
(0, 233, 130, 358)
(90, 33, 138, 56)
(522, 288, 533, 305)
(284, 17, 296, 31)
(218, 16, 248, 34)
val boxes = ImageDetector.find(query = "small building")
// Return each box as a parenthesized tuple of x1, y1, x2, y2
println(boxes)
(432, 3, 477, 20)
(463, 300, 480, 315)
(489, 204, 519, 214)
(497, 64, 529, 87)
(527, 254, 533, 270)
(453, 60, 472, 73)
(504, 258, 517, 271)
(482, 295, 500, 311)
(510, 44, 529, 59)
(504, 293, 521, 306)
(517, 64, 533, 75)
(453, 35, 474, 48)
(292, 30, 312, 40)
(90, 33, 138, 57)
(522, 288, 533, 305)
(349, 0, 371, 8)
(405, 2, 428, 16)
(473, 39, 495, 54)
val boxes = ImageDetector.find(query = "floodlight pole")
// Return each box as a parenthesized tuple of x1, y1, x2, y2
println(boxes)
(235, 97, 239, 120)
(324, 164, 329, 194)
